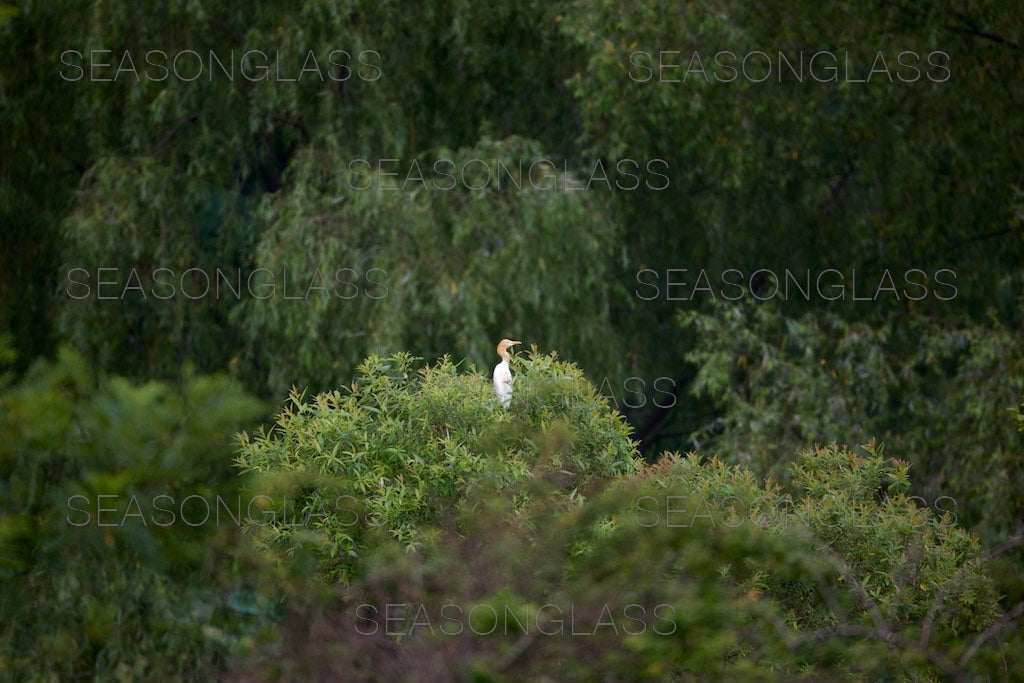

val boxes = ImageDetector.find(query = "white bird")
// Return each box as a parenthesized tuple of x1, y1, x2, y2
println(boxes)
(492, 338, 521, 407)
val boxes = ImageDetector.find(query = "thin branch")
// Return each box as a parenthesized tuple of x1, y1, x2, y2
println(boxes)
(803, 536, 889, 635)
(154, 111, 205, 152)
(959, 601, 1024, 667)
(945, 228, 1015, 256)
(772, 612, 963, 680)
(951, 11, 1024, 52)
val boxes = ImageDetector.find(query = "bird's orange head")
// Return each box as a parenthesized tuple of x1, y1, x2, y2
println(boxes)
(496, 338, 521, 360)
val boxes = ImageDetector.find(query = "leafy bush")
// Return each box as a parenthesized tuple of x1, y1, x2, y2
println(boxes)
(232, 349, 1014, 679)
(0, 346, 279, 679)
(683, 300, 1024, 544)
(235, 442, 1011, 680)
(633, 443, 1000, 636)
(234, 350, 640, 582)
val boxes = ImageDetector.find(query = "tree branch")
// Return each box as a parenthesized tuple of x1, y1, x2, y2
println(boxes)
(951, 11, 1024, 52)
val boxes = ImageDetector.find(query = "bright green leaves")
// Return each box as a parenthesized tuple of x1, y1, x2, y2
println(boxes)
(235, 350, 640, 582)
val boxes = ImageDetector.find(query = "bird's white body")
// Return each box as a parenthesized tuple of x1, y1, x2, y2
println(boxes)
(493, 358, 513, 407)
(492, 338, 520, 408)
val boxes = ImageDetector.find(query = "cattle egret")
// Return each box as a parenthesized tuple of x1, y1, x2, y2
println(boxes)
(493, 338, 521, 407)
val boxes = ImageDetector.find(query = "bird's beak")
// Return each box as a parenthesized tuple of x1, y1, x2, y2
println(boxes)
(510, 340, 521, 346)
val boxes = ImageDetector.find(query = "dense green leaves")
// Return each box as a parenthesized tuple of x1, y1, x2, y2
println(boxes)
(0, 345, 279, 679)
(233, 137, 627, 397)
(236, 351, 639, 581)
(237, 431, 1006, 680)
(683, 300, 1024, 542)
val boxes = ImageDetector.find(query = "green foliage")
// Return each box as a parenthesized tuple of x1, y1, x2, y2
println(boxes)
(2, 0, 1024, 678)
(637, 443, 999, 636)
(6, 0, 584, 382)
(0, 344, 280, 679)
(561, 0, 1024, 318)
(683, 300, 1024, 544)
(58, 155, 256, 378)
(233, 136, 627, 397)
(57, 133, 629, 398)
(235, 350, 639, 582)
(239, 439, 1007, 680)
